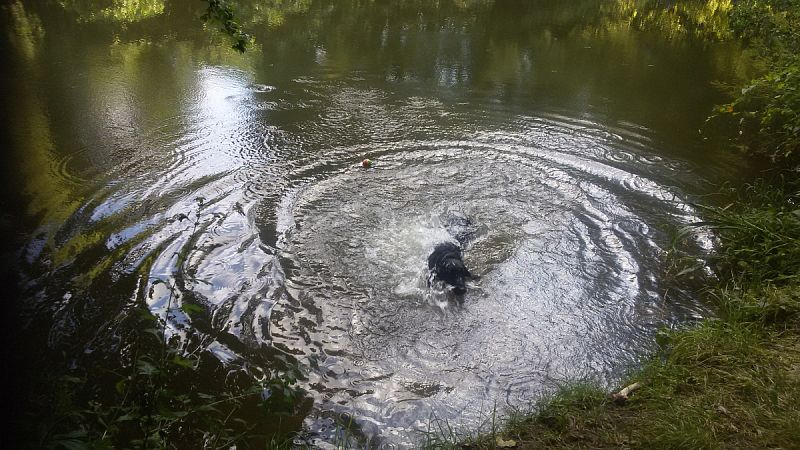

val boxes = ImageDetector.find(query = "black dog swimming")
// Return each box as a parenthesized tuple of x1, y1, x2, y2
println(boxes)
(428, 242, 473, 296)
(427, 213, 483, 296)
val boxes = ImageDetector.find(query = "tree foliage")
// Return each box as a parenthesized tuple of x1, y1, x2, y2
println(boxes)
(718, 0, 800, 168)
(201, 0, 253, 52)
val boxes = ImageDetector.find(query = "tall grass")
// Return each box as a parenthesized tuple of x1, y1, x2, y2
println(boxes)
(697, 182, 800, 286)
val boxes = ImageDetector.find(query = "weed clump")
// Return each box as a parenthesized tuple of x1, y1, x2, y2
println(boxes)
(699, 182, 800, 285)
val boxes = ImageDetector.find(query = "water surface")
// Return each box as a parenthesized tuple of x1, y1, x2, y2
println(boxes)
(3, 0, 745, 446)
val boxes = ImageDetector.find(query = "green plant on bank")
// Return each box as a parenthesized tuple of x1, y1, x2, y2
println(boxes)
(696, 182, 800, 284)
(717, 60, 800, 166)
(34, 279, 303, 449)
(666, 180, 800, 287)
(714, 0, 800, 167)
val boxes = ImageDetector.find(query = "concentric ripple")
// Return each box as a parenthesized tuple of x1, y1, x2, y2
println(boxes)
(271, 123, 712, 446)
(22, 72, 713, 448)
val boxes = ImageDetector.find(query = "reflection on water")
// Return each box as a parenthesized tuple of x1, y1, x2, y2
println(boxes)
(4, 0, 745, 446)
(273, 127, 714, 444)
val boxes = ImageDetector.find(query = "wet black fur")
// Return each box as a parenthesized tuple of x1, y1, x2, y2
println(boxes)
(427, 242, 472, 296)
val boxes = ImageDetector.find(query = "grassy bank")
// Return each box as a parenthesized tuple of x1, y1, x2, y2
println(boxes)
(446, 1, 800, 448)
(458, 287, 800, 449)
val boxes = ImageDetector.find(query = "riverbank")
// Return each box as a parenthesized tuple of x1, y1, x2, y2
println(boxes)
(456, 284, 800, 448)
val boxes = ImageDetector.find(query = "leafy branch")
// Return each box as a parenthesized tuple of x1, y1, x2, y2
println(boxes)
(201, 0, 253, 52)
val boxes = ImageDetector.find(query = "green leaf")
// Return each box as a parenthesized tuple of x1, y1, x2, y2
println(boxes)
(675, 266, 698, 277)
(496, 436, 517, 448)
(196, 404, 222, 413)
(171, 355, 196, 369)
(144, 328, 162, 339)
(115, 378, 127, 394)
(181, 302, 204, 315)
(51, 430, 90, 450)
(53, 440, 90, 450)
(136, 360, 160, 376)
(61, 375, 83, 384)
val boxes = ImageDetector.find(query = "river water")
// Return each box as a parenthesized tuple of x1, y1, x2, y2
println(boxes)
(3, 0, 746, 447)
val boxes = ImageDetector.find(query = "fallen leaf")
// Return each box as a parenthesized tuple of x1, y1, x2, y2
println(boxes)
(496, 436, 517, 448)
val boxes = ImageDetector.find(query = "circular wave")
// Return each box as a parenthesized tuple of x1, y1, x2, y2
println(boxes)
(270, 125, 712, 446)
(22, 71, 714, 448)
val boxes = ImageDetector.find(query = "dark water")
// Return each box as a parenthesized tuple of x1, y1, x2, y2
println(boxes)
(3, 0, 746, 446)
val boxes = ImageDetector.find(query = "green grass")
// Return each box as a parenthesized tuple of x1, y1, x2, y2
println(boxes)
(695, 183, 800, 286)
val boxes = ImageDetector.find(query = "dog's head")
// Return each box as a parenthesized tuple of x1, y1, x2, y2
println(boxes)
(436, 257, 470, 295)
(428, 242, 473, 296)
